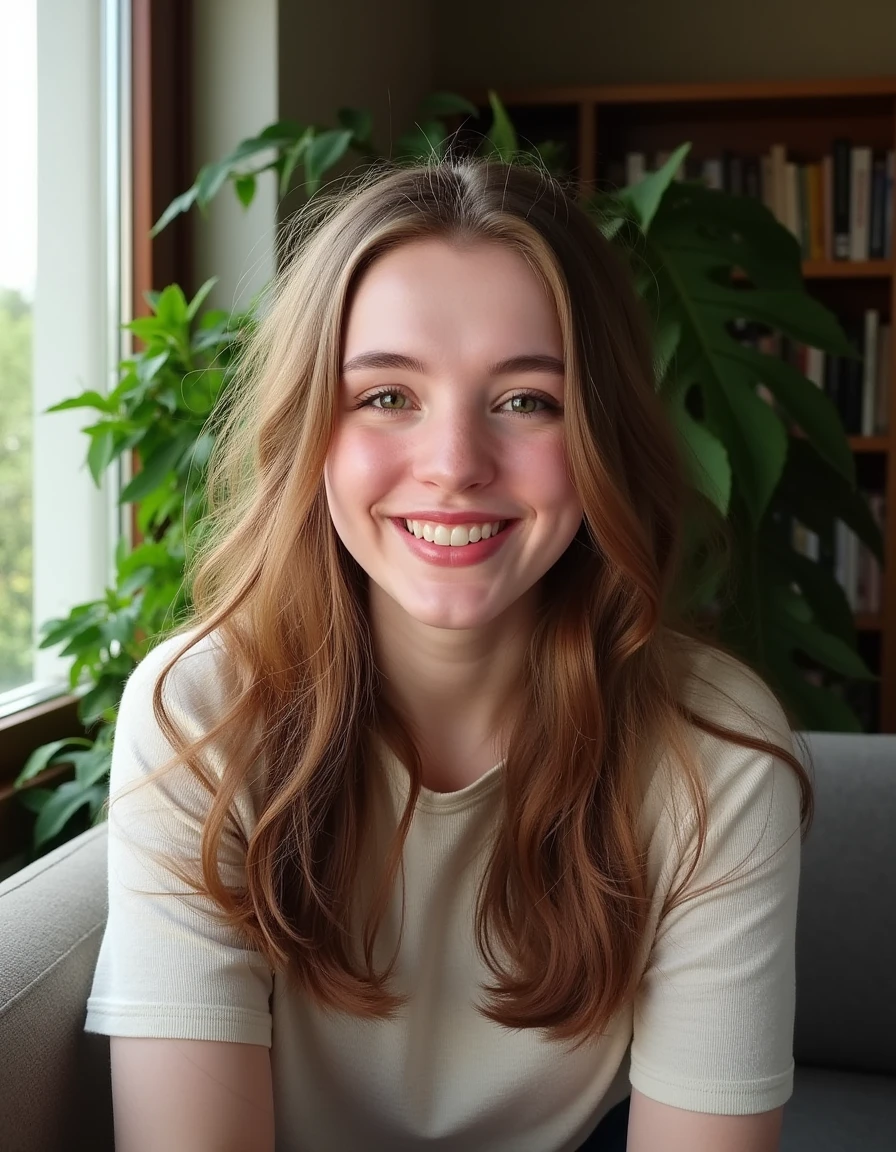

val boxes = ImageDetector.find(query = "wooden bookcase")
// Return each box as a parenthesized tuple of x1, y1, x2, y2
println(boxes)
(463, 77, 896, 732)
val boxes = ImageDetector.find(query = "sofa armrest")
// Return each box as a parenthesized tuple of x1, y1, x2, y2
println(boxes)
(0, 822, 114, 1152)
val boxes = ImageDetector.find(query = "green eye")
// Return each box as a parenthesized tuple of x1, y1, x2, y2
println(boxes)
(508, 394, 542, 414)
(369, 391, 407, 410)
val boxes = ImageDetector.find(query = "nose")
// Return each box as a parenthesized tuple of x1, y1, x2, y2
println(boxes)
(411, 402, 497, 492)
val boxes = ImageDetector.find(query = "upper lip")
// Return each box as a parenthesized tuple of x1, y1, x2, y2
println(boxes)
(392, 511, 514, 525)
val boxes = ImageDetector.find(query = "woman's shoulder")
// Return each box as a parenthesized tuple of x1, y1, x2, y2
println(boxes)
(122, 626, 232, 716)
(638, 631, 801, 844)
(666, 629, 793, 746)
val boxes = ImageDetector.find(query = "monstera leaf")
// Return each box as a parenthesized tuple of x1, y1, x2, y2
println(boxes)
(591, 145, 882, 730)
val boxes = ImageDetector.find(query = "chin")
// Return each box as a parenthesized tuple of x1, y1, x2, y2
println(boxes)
(397, 590, 508, 632)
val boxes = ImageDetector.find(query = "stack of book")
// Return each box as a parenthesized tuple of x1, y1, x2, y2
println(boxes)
(618, 142, 895, 260)
(734, 315, 891, 436)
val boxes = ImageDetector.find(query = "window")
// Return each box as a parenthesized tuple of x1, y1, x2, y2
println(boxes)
(0, 0, 126, 718)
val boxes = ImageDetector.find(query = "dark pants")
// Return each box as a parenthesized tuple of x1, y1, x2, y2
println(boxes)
(575, 1096, 631, 1150)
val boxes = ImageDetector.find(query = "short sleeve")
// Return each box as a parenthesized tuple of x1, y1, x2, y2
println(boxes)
(630, 653, 803, 1115)
(84, 630, 273, 1047)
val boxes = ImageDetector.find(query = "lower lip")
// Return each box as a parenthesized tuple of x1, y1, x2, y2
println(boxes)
(391, 519, 517, 567)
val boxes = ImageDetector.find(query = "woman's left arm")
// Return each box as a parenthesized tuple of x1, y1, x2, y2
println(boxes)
(627, 694, 804, 1147)
(627, 1090, 783, 1152)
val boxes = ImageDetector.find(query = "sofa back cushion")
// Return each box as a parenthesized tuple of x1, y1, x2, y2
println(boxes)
(793, 731, 896, 1075)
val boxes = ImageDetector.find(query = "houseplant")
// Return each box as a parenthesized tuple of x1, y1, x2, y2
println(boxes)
(14, 90, 880, 858)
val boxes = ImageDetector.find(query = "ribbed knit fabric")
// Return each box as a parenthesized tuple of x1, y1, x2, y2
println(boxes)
(84, 630, 801, 1152)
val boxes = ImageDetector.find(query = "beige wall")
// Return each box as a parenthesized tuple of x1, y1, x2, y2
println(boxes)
(433, 0, 896, 91)
(278, 0, 433, 169)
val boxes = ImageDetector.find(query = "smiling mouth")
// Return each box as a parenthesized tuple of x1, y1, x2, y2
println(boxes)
(402, 519, 509, 547)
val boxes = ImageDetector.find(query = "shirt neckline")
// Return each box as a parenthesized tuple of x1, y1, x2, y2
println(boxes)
(375, 736, 505, 814)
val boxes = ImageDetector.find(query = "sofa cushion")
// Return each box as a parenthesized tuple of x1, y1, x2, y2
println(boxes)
(0, 822, 113, 1152)
(793, 733, 896, 1075)
(782, 1066, 896, 1150)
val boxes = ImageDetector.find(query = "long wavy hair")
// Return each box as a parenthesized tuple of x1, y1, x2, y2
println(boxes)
(112, 156, 813, 1048)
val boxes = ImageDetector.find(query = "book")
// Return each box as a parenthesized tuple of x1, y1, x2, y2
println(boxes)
(808, 163, 825, 260)
(823, 154, 834, 260)
(625, 152, 646, 185)
(785, 161, 801, 241)
(862, 309, 880, 436)
(770, 143, 787, 225)
(869, 155, 887, 258)
(886, 152, 895, 257)
(849, 145, 872, 261)
(876, 324, 891, 434)
(832, 138, 851, 258)
(744, 156, 761, 199)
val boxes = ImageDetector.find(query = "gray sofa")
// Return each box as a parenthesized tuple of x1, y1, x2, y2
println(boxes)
(1, 732, 894, 1151)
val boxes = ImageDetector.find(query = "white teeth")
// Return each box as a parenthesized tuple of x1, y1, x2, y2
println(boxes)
(403, 519, 506, 547)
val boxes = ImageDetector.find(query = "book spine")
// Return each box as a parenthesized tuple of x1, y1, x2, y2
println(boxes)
(824, 350, 841, 420)
(843, 325, 864, 433)
(808, 163, 825, 261)
(702, 158, 723, 190)
(823, 154, 834, 261)
(886, 151, 895, 257)
(876, 323, 891, 434)
(744, 156, 761, 199)
(806, 345, 825, 390)
(771, 143, 787, 225)
(849, 145, 872, 261)
(862, 309, 879, 436)
(799, 165, 812, 256)
(625, 152, 646, 186)
(869, 156, 887, 259)
(832, 138, 851, 258)
(785, 161, 801, 242)
(761, 153, 775, 215)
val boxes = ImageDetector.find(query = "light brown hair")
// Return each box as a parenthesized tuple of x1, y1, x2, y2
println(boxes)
(112, 155, 812, 1048)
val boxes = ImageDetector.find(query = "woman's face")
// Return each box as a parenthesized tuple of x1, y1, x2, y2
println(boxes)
(324, 238, 584, 631)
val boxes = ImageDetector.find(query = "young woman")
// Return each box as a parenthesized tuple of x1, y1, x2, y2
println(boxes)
(85, 156, 812, 1152)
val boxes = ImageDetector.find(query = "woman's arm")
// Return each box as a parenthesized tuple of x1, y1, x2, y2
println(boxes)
(627, 1089, 783, 1152)
(110, 1036, 275, 1152)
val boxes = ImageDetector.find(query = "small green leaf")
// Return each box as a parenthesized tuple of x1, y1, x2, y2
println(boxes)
(234, 173, 256, 208)
(619, 142, 691, 232)
(119, 436, 188, 504)
(17, 787, 53, 815)
(186, 278, 218, 322)
(418, 92, 480, 119)
(87, 428, 115, 485)
(155, 284, 189, 329)
(151, 185, 199, 237)
(337, 107, 373, 143)
(195, 162, 229, 208)
(483, 90, 518, 161)
(71, 746, 113, 788)
(46, 390, 114, 415)
(15, 738, 94, 788)
(33, 781, 102, 847)
(304, 129, 354, 197)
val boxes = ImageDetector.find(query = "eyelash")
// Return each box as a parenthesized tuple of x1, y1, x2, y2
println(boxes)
(356, 387, 562, 418)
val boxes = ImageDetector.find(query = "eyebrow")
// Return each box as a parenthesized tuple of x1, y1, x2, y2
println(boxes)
(341, 351, 565, 376)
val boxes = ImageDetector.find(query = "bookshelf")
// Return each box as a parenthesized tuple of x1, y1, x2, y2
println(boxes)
(462, 77, 896, 732)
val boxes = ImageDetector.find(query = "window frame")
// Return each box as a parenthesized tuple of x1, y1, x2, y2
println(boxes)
(0, 0, 193, 858)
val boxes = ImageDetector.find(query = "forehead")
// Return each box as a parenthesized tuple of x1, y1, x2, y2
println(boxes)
(342, 238, 563, 360)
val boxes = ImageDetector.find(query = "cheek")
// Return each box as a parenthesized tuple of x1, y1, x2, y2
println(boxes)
(325, 427, 405, 517)
(512, 433, 582, 514)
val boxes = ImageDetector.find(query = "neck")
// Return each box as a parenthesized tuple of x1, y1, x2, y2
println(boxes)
(369, 584, 536, 784)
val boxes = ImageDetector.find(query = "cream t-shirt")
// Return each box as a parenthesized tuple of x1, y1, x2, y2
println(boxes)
(84, 628, 802, 1151)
